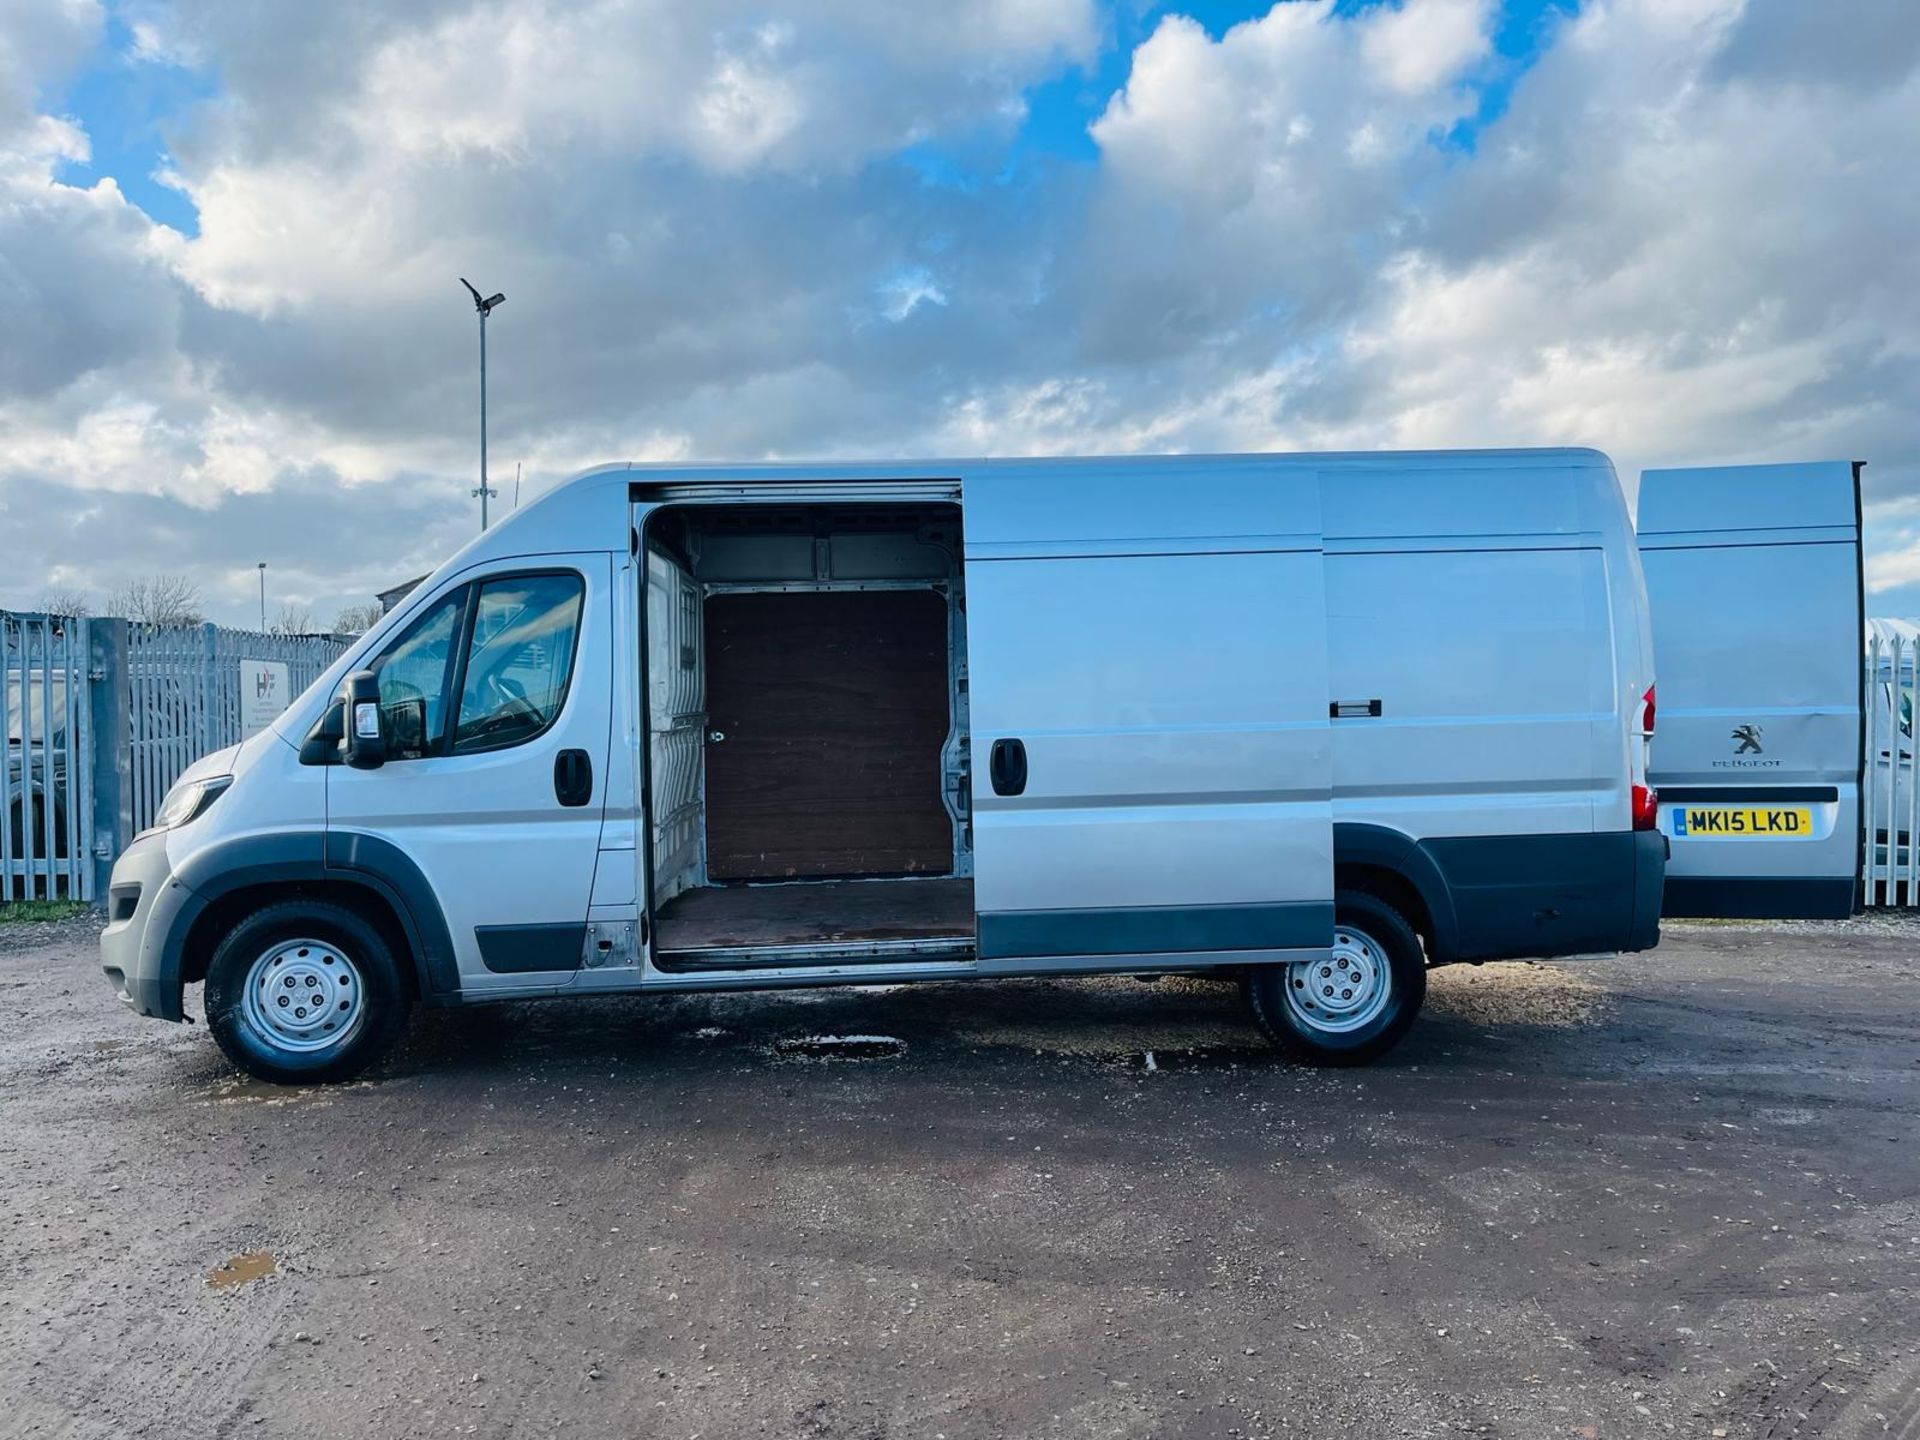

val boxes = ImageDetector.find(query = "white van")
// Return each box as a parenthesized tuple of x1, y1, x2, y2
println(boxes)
(1639, 461, 1864, 917)
(101, 450, 1664, 1083)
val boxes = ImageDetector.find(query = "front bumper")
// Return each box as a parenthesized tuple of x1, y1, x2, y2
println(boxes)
(100, 833, 192, 1021)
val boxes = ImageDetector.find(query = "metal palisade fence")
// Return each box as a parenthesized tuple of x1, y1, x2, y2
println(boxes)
(2, 613, 91, 903)
(125, 625, 347, 836)
(1864, 618, 1920, 906)
(1, 610, 349, 903)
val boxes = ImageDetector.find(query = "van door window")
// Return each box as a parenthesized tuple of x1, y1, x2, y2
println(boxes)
(370, 589, 467, 759)
(449, 573, 585, 754)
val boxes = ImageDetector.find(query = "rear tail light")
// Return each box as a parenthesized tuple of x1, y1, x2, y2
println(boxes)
(1640, 683, 1656, 735)
(1632, 783, 1658, 831)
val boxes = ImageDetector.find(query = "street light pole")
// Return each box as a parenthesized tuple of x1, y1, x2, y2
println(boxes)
(257, 562, 266, 631)
(459, 279, 506, 531)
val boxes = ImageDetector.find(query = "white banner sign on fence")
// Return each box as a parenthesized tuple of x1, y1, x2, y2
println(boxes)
(239, 659, 291, 737)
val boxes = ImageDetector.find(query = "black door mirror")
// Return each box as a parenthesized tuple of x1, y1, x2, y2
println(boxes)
(340, 670, 387, 770)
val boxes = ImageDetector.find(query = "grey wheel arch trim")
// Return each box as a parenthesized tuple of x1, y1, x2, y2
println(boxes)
(1340, 824, 1666, 964)
(320, 831, 460, 998)
(1332, 822, 1462, 962)
(145, 830, 460, 1019)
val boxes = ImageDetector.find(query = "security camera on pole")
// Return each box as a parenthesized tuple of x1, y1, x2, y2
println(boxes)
(459, 278, 506, 531)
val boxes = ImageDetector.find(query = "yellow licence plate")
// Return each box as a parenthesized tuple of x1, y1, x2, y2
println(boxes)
(1672, 806, 1814, 839)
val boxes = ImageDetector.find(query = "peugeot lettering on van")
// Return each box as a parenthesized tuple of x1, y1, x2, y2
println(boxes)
(100, 449, 1666, 1084)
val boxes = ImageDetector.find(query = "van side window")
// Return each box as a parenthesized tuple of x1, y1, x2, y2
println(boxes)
(370, 589, 467, 759)
(449, 574, 585, 754)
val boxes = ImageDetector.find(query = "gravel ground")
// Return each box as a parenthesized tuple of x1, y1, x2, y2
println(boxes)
(2, 915, 1917, 1438)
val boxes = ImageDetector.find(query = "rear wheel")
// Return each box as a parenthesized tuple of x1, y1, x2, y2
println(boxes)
(204, 900, 411, 1084)
(1243, 889, 1425, 1066)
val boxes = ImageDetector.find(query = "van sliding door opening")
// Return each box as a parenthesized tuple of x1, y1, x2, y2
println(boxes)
(640, 502, 973, 964)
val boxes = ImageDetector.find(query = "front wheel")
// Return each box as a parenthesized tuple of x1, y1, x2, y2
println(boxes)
(204, 900, 412, 1084)
(1243, 890, 1426, 1066)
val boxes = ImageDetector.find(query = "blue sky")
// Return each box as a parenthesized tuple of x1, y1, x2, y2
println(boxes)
(48, 10, 212, 234)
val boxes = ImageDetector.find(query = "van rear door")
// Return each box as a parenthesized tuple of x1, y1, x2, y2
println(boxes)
(1638, 461, 1863, 918)
(962, 461, 1333, 968)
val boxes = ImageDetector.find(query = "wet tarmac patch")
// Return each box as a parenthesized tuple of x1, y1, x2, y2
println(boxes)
(773, 1034, 907, 1060)
(207, 1251, 277, 1290)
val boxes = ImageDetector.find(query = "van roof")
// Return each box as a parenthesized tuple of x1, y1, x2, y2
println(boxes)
(573, 446, 1612, 486)
(436, 447, 1619, 585)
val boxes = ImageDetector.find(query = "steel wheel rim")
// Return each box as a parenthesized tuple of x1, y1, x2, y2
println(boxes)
(1284, 926, 1392, 1035)
(239, 938, 366, 1054)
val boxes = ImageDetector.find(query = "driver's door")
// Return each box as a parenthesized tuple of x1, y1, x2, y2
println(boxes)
(327, 556, 612, 992)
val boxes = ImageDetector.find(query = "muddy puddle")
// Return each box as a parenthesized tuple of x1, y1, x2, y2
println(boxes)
(207, 1251, 278, 1290)
(202, 1075, 376, 1106)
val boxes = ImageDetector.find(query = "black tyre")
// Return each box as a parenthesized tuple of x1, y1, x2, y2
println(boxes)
(204, 900, 411, 1085)
(1243, 889, 1426, 1066)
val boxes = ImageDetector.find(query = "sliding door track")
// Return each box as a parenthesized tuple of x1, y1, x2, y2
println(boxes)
(653, 935, 977, 972)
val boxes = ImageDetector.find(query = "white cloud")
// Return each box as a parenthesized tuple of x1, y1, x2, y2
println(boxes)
(1360, 0, 1494, 96)
(1076, 2, 1487, 364)
(1052, 0, 1919, 520)
(0, 0, 101, 139)
(879, 266, 948, 322)
(691, 28, 806, 172)
(1866, 540, 1920, 596)
(168, 0, 1096, 319)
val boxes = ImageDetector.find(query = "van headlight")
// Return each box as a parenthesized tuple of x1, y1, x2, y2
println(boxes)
(147, 775, 234, 834)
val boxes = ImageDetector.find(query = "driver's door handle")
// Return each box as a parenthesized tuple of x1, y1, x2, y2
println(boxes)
(554, 749, 593, 807)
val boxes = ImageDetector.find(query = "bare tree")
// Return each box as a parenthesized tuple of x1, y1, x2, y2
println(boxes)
(332, 602, 385, 636)
(104, 574, 205, 626)
(36, 586, 92, 616)
(269, 602, 315, 636)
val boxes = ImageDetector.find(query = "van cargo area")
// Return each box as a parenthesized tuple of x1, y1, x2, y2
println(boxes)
(642, 503, 974, 965)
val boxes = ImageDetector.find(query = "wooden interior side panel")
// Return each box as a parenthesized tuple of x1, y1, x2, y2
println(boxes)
(703, 590, 953, 880)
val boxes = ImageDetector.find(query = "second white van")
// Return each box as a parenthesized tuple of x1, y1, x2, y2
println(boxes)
(101, 449, 1664, 1083)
